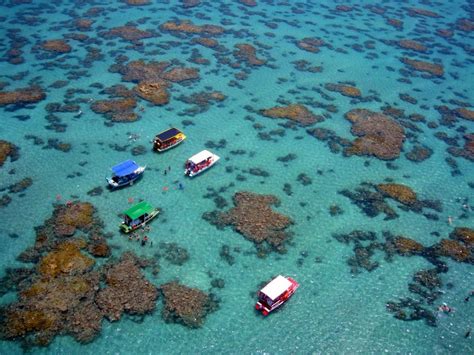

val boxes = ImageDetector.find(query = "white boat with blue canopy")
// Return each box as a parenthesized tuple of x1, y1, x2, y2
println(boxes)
(106, 160, 145, 189)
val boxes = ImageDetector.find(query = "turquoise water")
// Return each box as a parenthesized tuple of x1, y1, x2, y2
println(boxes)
(0, 0, 473, 353)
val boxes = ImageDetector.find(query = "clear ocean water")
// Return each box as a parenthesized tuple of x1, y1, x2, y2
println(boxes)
(0, 0, 473, 353)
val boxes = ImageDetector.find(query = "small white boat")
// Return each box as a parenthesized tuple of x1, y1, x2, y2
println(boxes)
(255, 275, 299, 316)
(184, 150, 220, 177)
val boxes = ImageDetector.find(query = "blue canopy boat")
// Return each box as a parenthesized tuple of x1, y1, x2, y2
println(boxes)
(106, 160, 146, 189)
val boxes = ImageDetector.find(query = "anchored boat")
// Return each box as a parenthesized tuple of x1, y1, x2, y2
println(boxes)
(119, 201, 160, 233)
(184, 150, 220, 177)
(255, 275, 299, 316)
(106, 160, 145, 189)
(153, 127, 186, 152)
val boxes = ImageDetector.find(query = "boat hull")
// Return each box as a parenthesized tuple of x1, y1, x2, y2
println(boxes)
(184, 160, 218, 177)
(107, 166, 145, 189)
(255, 277, 299, 316)
(119, 208, 160, 233)
(154, 137, 185, 152)
(184, 152, 220, 177)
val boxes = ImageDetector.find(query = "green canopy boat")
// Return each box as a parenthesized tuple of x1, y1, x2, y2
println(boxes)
(120, 201, 160, 233)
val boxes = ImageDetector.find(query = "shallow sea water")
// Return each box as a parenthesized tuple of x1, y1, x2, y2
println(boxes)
(0, 0, 473, 353)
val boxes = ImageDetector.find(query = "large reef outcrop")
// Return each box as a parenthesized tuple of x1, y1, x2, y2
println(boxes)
(160, 282, 217, 328)
(0, 202, 157, 348)
(91, 97, 138, 122)
(203, 192, 293, 255)
(344, 109, 405, 160)
(96, 253, 158, 321)
(0, 86, 46, 107)
(260, 104, 323, 126)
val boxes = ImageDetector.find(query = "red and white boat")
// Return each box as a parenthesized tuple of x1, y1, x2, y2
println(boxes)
(255, 275, 299, 316)
(184, 150, 220, 177)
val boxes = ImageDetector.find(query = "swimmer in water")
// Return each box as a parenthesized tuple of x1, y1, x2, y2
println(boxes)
(448, 216, 453, 225)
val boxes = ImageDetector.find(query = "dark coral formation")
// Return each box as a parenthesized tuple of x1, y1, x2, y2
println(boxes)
(160, 20, 224, 35)
(124, 0, 151, 5)
(340, 182, 441, 220)
(0, 202, 157, 348)
(454, 108, 474, 121)
(203, 192, 293, 255)
(0, 86, 46, 107)
(106, 59, 200, 112)
(396, 39, 428, 52)
(296, 37, 325, 53)
(177, 91, 226, 115)
(8, 177, 33, 193)
(160, 282, 218, 328)
(389, 236, 424, 256)
(325, 83, 361, 98)
(447, 134, 474, 162)
(238, 0, 257, 6)
(134, 81, 169, 105)
(0, 140, 19, 167)
(96, 253, 158, 321)
(407, 7, 441, 18)
(400, 57, 444, 77)
(91, 97, 138, 122)
(103, 26, 152, 42)
(376, 183, 417, 206)
(405, 145, 432, 162)
(156, 242, 189, 266)
(260, 104, 322, 126)
(344, 109, 405, 160)
(233, 44, 266, 66)
(182, 0, 201, 8)
(41, 40, 72, 53)
(334, 226, 474, 326)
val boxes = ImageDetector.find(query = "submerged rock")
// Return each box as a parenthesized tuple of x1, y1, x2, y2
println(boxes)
(0, 86, 46, 107)
(96, 253, 158, 321)
(134, 81, 169, 105)
(203, 191, 293, 254)
(390, 236, 424, 256)
(160, 20, 224, 35)
(91, 97, 138, 122)
(0, 140, 19, 167)
(101, 26, 153, 42)
(233, 43, 266, 66)
(344, 109, 405, 160)
(296, 37, 325, 53)
(160, 282, 217, 328)
(0, 202, 159, 348)
(260, 104, 322, 126)
(376, 183, 418, 206)
(400, 57, 444, 77)
(41, 39, 71, 53)
(325, 83, 361, 98)
(447, 134, 474, 162)
(124, 0, 150, 5)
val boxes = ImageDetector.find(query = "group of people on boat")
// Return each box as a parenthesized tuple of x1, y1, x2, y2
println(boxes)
(185, 157, 211, 175)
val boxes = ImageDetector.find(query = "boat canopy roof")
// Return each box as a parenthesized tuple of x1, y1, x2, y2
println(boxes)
(112, 160, 139, 177)
(155, 128, 182, 142)
(123, 201, 154, 220)
(188, 150, 217, 164)
(260, 275, 292, 301)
